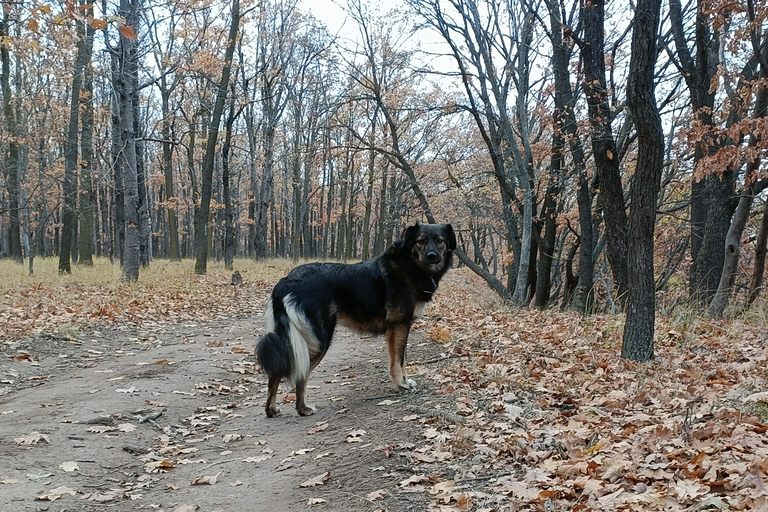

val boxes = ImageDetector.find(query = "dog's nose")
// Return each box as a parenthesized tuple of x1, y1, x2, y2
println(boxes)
(425, 251, 440, 263)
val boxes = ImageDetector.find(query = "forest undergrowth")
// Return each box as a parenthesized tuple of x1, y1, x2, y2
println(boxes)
(2, 258, 768, 510)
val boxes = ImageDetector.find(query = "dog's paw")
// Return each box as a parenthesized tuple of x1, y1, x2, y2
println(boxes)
(297, 404, 317, 416)
(265, 406, 281, 418)
(398, 379, 417, 392)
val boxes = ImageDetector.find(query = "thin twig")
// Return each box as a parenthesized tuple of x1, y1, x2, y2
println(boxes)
(363, 393, 402, 401)
(455, 471, 515, 485)
(202, 458, 236, 470)
(417, 355, 454, 365)
(408, 405, 465, 424)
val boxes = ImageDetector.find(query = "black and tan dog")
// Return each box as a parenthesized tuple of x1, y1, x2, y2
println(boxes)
(256, 222, 455, 417)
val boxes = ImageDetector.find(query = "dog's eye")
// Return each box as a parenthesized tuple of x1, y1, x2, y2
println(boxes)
(416, 237, 427, 246)
(435, 237, 445, 245)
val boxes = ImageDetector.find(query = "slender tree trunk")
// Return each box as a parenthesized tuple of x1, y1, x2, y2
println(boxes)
(622, 0, 663, 362)
(535, 130, 561, 308)
(1, 5, 21, 263)
(291, 106, 302, 262)
(707, 175, 768, 316)
(547, 0, 593, 312)
(59, 16, 88, 274)
(117, 0, 142, 282)
(222, 87, 237, 270)
(375, 160, 388, 256)
(194, 0, 240, 274)
(748, 201, 768, 305)
(78, 16, 96, 266)
(160, 89, 180, 260)
(362, 110, 378, 260)
(581, 0, 629, 302)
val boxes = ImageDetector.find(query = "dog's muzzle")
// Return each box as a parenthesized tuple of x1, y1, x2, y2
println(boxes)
(425, 251, 441, 264)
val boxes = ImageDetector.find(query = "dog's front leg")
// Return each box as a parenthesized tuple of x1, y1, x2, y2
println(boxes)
(386, 324, 416, 391)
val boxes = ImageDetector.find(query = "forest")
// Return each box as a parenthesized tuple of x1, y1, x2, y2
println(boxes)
(1, 0, 768, 353)
(2, 1, 768, 510)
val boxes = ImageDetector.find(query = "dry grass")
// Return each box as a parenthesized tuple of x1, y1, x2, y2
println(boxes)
(0, 257, 297, 342)
(0, 257, 294, 292)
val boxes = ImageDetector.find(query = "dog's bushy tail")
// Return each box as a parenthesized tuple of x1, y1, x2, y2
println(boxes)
(256, 331, 292, 379)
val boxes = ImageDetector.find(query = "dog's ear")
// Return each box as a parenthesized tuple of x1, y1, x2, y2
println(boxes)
(401, 222, 420, 247)
(444, 224, 457, 250)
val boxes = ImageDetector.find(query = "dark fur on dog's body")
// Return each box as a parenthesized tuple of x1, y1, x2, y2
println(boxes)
(256, 222, 456, 417)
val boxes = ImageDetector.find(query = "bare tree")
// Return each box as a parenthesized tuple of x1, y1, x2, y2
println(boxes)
(668, 0, 733, 303)
(78, 7, 96, 266)
(578, 0, 629, 302)
(194, 0, 241, 274)
(0, 1, 22, 263)
(59, 5, 90, 274)
(622, 0, 663, 361)
(114, 0, 143, 281)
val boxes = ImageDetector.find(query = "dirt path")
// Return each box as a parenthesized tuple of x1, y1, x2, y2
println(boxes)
(0, 316, 448, 511)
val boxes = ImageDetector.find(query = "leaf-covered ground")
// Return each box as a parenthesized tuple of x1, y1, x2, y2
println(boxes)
(1, 258, 768, 511)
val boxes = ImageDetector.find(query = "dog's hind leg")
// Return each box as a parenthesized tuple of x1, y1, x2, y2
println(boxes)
(294, 377, 316, 416)
(294, 351, 326, 416)
(386, 324, 416, 391)
(265, 375, 282, 418)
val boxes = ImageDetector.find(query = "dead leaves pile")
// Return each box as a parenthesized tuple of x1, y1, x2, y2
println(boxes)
(408, 269, 768, 510)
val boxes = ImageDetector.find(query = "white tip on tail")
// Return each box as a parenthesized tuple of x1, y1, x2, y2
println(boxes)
(283, 294, 320, 386)
(264, 298, 275, 333)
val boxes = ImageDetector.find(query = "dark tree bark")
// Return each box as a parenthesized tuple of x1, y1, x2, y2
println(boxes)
(77, 13, 96, 266)
(1, 5, 21, 263)
(668, 0, 729, 303)
(748, 202, 768, 305)
(547, 1, 594, 312)
(535, 111, 561, 308)
(59, 14, 89, 274)
(116, 0, 142, 282)
(110, 52, 126, 266)
(221, 84, 239, 270)
(194, 0, 240, 275)
(622, 0, 663, 362)
(707, 9, 768, 315)
(160, 85, 180, 260)
(580, 0, 629, 302)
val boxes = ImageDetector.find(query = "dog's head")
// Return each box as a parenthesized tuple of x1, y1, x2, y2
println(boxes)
(401, 222, 456, 271)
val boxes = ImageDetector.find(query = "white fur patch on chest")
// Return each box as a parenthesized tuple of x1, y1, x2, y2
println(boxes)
(413, 302, 427, 319)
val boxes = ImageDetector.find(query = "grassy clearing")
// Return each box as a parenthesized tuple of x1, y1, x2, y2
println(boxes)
(0, 257, 297, 342)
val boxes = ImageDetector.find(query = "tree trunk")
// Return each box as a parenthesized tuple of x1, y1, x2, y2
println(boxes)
(117, 0, 142, 282)
(291, 103, 302, 262)
(194, 0, 240, 275)
(622, 0, 663, 362)
(547, 0, 593, 312)
(362, 111, 378, 260)
(748, 201, 768, 305)
(59, 15, 88, 274)
(708, 178, 768, 316)
(222, 86, 238, 270)
(581, 0, 629, 302)
(535, 129, 561, 308)
(510, 11, 535, 305)
(160, 89, 180, 261)
(668, 0, 725, 302)
(1, 6, 21, 263)
(77, 15, 96, 266)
